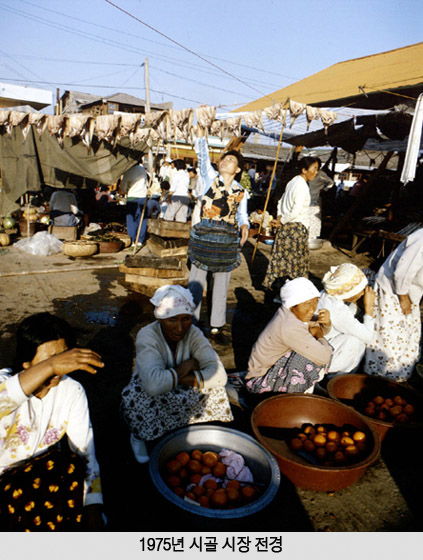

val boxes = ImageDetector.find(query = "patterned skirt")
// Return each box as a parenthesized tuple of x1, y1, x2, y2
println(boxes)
(245, 350, 327, 394)
(263, 222, 309, 292)
(121, 378, 234, 441)
(364, 285, 421, 381)
(0, 438, 86, 532)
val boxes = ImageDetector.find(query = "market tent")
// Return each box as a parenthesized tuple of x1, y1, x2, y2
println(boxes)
(0, 125, 147, 217)
(236, 43, 423, 112)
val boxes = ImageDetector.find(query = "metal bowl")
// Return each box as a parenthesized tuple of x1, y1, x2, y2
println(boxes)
(251, 394, 381, 492)
(309, 238, 323, 250)
(149, 425, 281, 518)
(327, 373, 423, 441)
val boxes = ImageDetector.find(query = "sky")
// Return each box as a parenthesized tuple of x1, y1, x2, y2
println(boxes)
(0, 0, 421, 113)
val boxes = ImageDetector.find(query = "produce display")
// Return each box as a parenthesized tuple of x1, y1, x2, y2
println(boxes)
(162, 448, 262, 509)
(289, 423, 369, 466)
(363, 394, 415, 424)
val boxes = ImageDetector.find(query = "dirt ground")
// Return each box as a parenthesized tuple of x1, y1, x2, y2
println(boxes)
(1, 235, 422, 533)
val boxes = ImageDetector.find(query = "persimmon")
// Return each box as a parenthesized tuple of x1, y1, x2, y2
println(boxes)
(191, 449, 203, 462)
(187, 459, 202, 473)
(189, 473, 202, 485)
(167, 475, 181, 487)
(172, 486, 184, 497)
(193, 485, 205, 497)
(241, 486, 256, 501)
(212, 462, 226, 477)
(227, 488, 240, 503)
(176, 451, 190, 467)
(202, 451, 219, 467)
(198, 496, 210, 508)
(226, 479, 240, 490)
(326, 441, 338, 454)
(204, 478, 218, 490)
(210, 489, 228, 507)
(179, 468, 188, 479)
(290, 437, 303, 451)
(185, 491, 196, 501)
(201, 465, 211, 475)
(166, 459, 182, 474)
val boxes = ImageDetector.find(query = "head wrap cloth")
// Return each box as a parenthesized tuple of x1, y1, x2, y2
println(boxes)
(280, 277, 320, 309)
(322, 263, 367, 300)
(150, 285, 195, 319)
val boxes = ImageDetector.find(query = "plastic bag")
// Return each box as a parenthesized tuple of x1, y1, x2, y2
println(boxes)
(14, 231, 63, 256)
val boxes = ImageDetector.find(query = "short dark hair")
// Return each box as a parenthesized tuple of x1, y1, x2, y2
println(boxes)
(13, 312, 76, 372)
(298, 156, 321, 173)
(173, 159, 186, 171)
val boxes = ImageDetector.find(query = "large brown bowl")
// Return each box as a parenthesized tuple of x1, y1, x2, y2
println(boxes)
(251, 394, 381, 492)
(327, 373, 423, 441)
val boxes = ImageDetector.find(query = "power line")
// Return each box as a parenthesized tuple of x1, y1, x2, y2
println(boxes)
(104, 0, 276, 103)
(15, 0, 296, 80)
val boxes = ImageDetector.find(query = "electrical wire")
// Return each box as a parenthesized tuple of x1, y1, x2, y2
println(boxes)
(104, 0, 276, 103)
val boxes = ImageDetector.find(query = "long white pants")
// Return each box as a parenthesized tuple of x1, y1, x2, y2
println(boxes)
(327, 334, 366, 374)
(188, 263, 231, 328)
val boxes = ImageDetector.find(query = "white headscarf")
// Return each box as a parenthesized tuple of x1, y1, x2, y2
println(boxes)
(280, 277, 320, 309)
(150, 285, 195, 319)
(322, 263, 367, 300)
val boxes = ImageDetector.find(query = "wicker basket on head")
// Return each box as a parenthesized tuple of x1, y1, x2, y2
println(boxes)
(62, 240, 98, 258)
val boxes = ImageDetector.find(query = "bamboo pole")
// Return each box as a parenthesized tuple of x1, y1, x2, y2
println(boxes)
(250, 107, 288, 267)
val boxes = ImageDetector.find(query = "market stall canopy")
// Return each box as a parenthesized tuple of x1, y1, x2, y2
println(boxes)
(0, 113, 149, 217)
(236, 43, 423, 112)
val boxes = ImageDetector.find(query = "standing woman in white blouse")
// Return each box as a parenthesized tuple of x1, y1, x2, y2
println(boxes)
(263, 157, 320, 293)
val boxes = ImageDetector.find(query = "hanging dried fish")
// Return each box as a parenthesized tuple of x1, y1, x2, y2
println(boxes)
(243, 110, 263, 130)
(47, 114, 67, 148)
(117, 113, 143, 140)
(145, 128, 160, 149)
(319, 109, 337, 132)
(224, 116, 242, 137)
(195, 105, 216, 129)
(144, 110, 167, 128)
(155, 114, 170, 142)
(94, 114, 121, 145)
(305, 105, 321, 130)
(289, 99, 306, 128)
(0, 110, 10, 130)
(28, 113, 48, 139)
(169, 108, 193, 142)
(65, 114, 95, 151)
(209, 119, 226, 141)
(132, 127, 151, 146)
(263, 103, 283, 122)
(3, 111, 28, 136)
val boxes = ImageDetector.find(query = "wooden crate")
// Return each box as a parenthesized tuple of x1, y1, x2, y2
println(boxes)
(146, 234, 189, 258)
(119, 262, 188, 279)
(147, 218, 191, 239)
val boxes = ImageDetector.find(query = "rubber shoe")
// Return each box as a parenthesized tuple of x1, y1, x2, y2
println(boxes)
(130, 434, 149, 464)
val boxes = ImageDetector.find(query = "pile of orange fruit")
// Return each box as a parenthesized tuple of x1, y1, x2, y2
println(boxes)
(363, 395, 415, 424)
(163, 448, 261, 509)
(289, 423, 369, 466)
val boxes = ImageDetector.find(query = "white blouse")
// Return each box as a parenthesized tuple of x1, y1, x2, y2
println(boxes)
(277, 175, 311, 230)
(0, 370, 102, 506)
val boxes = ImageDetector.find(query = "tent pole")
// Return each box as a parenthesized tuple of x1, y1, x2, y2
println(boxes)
(250, 107, 288, 268)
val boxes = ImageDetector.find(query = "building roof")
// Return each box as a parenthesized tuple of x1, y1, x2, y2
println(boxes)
(61, 90, 173, 113)
(0, 82, 52, 111)
(237, 43, 423, 112)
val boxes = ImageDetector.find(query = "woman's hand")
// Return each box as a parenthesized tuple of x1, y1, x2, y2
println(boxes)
(363, 285, 376, 316)
(176, 358, 200, 384)
(240, 224, 249, 247)
(308, 324, 325, 339)
(316, 308, 331, 329)
(398, 293, 412, 315)
(19, 348, 104, 398)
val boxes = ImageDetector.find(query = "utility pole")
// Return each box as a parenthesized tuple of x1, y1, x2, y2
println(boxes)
(144, 57, 154, 174)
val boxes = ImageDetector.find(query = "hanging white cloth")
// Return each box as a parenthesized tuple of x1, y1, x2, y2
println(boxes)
(400, 92, 423, 185)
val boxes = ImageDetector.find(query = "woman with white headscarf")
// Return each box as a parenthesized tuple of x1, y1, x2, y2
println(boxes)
(121, 285, 233, 463)
(317, 263, 375, 375)
(245, 277, 333, 395)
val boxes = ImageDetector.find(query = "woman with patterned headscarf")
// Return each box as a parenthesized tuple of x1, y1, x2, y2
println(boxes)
(318, 263, 375, 375)
(120, 285, 233, 464)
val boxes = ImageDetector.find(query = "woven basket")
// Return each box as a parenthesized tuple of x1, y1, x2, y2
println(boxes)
(62, 241, 98, 257)
(112, 232, 131, 248)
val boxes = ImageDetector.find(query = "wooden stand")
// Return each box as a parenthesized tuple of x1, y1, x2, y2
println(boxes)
(120, 218, 191, 296)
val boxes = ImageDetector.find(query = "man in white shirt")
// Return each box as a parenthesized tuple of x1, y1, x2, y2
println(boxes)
(121, 161, 149, 245)
(163, 159, 190, 223)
